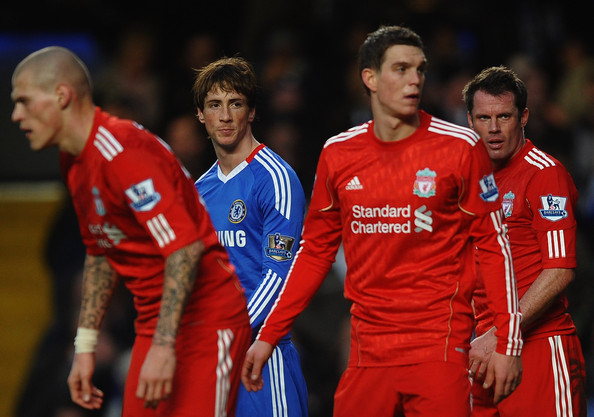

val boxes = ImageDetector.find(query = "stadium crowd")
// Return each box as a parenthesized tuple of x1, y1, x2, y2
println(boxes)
(4, 1, 594, 416)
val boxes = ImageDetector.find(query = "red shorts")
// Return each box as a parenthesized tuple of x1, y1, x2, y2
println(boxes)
(122, 323, 251, 417)
(471, 334, 586, 417)
(333, 362, 471, 417)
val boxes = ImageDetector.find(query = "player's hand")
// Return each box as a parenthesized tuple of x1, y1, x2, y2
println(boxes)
(469, 326, 497, 381)
(136, 344, 176, 409)
(482, 351, 522, 404)
(241, 340, 274, 392)
(67, 352, 104, 409)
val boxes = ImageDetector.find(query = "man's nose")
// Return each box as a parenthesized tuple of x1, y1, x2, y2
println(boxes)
(11, 105, 22, 123)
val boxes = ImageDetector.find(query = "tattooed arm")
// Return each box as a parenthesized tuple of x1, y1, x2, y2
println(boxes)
(67, 254, 119, 410)
(77, 254, 120, 328)
(136, 239, 204, 409)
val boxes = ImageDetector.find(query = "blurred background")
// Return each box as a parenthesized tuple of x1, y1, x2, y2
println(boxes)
(1, 0, 593, 416)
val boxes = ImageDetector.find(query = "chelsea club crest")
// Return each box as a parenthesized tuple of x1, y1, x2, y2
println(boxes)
(229, 199, 247, 223)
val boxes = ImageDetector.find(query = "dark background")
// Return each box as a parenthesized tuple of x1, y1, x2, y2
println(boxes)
(2, 0, 590, 184)
(2, 1, 593, 416)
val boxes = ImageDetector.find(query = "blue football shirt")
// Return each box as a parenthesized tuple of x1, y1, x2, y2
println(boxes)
(196, 144, 306, 340)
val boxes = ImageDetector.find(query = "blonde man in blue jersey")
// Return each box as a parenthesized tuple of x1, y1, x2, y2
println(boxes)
(192, 57, 308, 417)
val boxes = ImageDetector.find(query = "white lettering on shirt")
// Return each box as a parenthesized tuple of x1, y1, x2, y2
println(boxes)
(349, 204, 433, 235)
(217, 230, 247, 247)
(352, 204, 411, 218)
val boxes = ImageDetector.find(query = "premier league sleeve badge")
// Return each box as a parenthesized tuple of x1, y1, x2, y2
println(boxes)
(125, 178, 161, 212)
(265, 233, 295, 261)
(479, 173, 499, 202)
(538, 194, 568, 221)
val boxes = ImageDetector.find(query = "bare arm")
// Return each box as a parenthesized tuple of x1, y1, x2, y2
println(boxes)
(155, 240, 203, 346)
(78, 254, 120, 328)
(136, 239, 203, 409)
(519, 268, 574, 330)
(470, 268, 573, 402)
(67, 254, 119, 409)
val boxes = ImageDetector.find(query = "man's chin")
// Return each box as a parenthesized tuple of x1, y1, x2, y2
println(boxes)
(488, 152, 510, 169)
(30, 138, 53, 152)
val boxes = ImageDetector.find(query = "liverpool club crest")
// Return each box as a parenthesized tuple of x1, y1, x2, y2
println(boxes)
(413, 168, 436, 198)
(502, 191, 515, 218)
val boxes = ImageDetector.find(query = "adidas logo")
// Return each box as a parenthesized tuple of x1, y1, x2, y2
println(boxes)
(345, 176, 363, 190)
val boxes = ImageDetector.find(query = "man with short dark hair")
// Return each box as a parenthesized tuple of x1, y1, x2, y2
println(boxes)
(242, 26, 523, 417)
(464, 65, 586, 417)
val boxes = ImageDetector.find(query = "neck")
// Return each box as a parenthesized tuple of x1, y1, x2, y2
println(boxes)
(373, 111, 420, 142)
(215, 135, 260, 175)
(59, 103, 96, 156)
(495, 136, 527, 170)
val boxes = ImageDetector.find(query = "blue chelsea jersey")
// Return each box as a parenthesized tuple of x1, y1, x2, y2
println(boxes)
(196, 145, 306, 338)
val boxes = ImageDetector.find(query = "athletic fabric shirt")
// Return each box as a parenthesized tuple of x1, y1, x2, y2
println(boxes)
(60, 108, 249, 336)
(196, 144, 306, 341)
(258, 111, 522, 367)
(474, 139, 578, 340)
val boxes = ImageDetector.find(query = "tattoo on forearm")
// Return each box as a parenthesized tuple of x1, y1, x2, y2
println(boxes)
(153, 242, 201, 347)
(79, 255, 118, 329)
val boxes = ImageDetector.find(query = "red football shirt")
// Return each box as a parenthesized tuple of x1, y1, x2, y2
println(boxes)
(474, 139, 578, 340)
(61, 108, 248, 335)
(259, 111, 522, 366)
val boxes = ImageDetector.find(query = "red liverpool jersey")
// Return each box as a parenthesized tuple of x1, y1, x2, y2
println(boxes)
(474, 139, 578, 340)
(259, 111, 522, 367)
(60, 108, 248, 335)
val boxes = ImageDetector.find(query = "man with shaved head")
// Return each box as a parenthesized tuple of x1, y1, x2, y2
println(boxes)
(11, 46, 251, 417)
(11, 47, 95, 153)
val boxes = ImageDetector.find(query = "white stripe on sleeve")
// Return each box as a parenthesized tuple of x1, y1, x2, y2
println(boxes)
(547, 230, 567, 259)
(254, 149, 293, 220)
(248, 269, 283, 325)
(490, 210, 522, 356)
(146, 214, 176, 248)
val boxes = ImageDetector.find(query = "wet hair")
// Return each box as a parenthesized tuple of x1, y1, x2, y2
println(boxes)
(462, 65, 528, 114)
(192, 56, 258, 111)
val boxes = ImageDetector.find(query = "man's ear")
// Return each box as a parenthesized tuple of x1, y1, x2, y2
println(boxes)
(197, 108, 205, 123)
(55, 83, 72, 109)
(467, 112, 474, 129)
(361, 68, 377, 93)
(520, 107, 529, 127)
